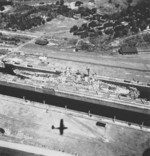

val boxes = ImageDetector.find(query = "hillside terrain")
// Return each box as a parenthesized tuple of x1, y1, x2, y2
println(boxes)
(0, 0, 150, 54)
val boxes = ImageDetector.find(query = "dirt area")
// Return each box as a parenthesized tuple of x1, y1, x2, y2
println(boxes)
(5, 11, 148, 84)
(30, 15, 84, 34)
(0, 32, 33, 48)
(0, 95, 149, 156)
(29, 16, 85, 51)
(6, 44, 150, 83)
(1, 1, 150, 83)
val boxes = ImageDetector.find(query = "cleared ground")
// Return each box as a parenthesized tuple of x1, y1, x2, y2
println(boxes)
(1, 4, 150, 84)
(0, 141, 72, 156)
(2, 14, 148, 84)
(4, 47, 150, 84)
(0, 94, 150, 156)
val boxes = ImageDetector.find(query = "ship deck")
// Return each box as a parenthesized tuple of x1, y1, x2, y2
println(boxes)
(3, 49, 150, 84)
(0, 72, 150, 115)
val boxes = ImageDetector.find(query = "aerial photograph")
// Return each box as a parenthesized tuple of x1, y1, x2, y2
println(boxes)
(0, 0, 150, 155)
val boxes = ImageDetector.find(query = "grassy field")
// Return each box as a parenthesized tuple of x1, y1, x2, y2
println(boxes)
(30, 15, 84, 34)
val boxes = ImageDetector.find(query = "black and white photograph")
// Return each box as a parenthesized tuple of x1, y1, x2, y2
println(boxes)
(0, 0, 150, 155)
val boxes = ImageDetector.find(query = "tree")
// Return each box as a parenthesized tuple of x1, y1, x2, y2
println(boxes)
(56, 1, 59, 5)
(122, 28, 129, 36)
(140, 21, 147, 31)
(70, 25, 78, 33)
(127, 0, 133, 6)
(59, 0, 64, 6)
(115, 3, 120, 8)
(46, 17, 52, 22)
(143, 33, 150, 43)
(0, 6, 5, 11)
(108, 0, 112, 3)
(42, 19, 45, 25)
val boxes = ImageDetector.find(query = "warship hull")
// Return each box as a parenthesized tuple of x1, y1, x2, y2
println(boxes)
(0, 77, 149, 115)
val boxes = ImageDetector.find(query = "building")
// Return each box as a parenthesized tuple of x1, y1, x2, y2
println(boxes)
(35, 39, 49, 46)
(119, 46, 138, 55)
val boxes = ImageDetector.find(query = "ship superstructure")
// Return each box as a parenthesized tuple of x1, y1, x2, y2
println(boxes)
(13, 67, 140, 101)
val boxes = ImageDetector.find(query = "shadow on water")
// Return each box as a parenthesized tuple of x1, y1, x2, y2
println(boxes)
(0, 84, 149, 126)
(0, 147, 43, 156)
(142, 148, 150, 156)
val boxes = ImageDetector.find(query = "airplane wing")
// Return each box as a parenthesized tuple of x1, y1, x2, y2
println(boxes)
(60, 128, 64, 135)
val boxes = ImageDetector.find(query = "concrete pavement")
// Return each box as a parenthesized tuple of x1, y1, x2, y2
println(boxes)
(0, 140, 74, 156)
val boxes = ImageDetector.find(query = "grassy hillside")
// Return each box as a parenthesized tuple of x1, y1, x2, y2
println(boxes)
(95, 0, 148, 8)
(95, 0, 148, 14)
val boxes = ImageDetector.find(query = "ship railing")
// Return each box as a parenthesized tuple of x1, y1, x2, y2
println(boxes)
(58, 86, 150, 106)
(3, 79, 150, 109)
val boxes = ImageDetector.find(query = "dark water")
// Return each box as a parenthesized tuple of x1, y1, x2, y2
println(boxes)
(139, 90, 150, 101)
(0, 84, 149, 126)
(0, 147, 43, 156)
(143, 148, 150, 156)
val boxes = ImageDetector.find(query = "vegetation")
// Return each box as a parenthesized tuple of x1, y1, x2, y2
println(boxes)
(68, 0, 150, 52)
(1, 0, 150, 53)
(121, 33, 150, 47)
(0, 1, 74, 31)
(0, 32, 31, 46)
(0, 6, 5, 11)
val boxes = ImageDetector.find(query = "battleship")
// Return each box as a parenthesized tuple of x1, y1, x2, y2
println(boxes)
(0, 0, 150, 156)
(1, 61, 149, 115)
(0, 50, 149, 117)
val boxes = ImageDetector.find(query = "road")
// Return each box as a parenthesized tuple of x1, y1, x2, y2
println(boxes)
(21, 43, 150, 72)
(0, 140, 73, 156)
(0, 30, 40, 38)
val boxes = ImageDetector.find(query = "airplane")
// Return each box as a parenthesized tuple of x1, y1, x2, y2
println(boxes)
(52, 119, 68, 135)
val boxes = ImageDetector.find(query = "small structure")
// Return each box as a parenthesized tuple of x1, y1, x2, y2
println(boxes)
(35, 39, 48, 46)
(39, 56, 47, 62)
(0, 128, 5, 136)
(75, 1, 83, 7)
(118, 46, 138, 55)
(96, 121, 106, 128)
